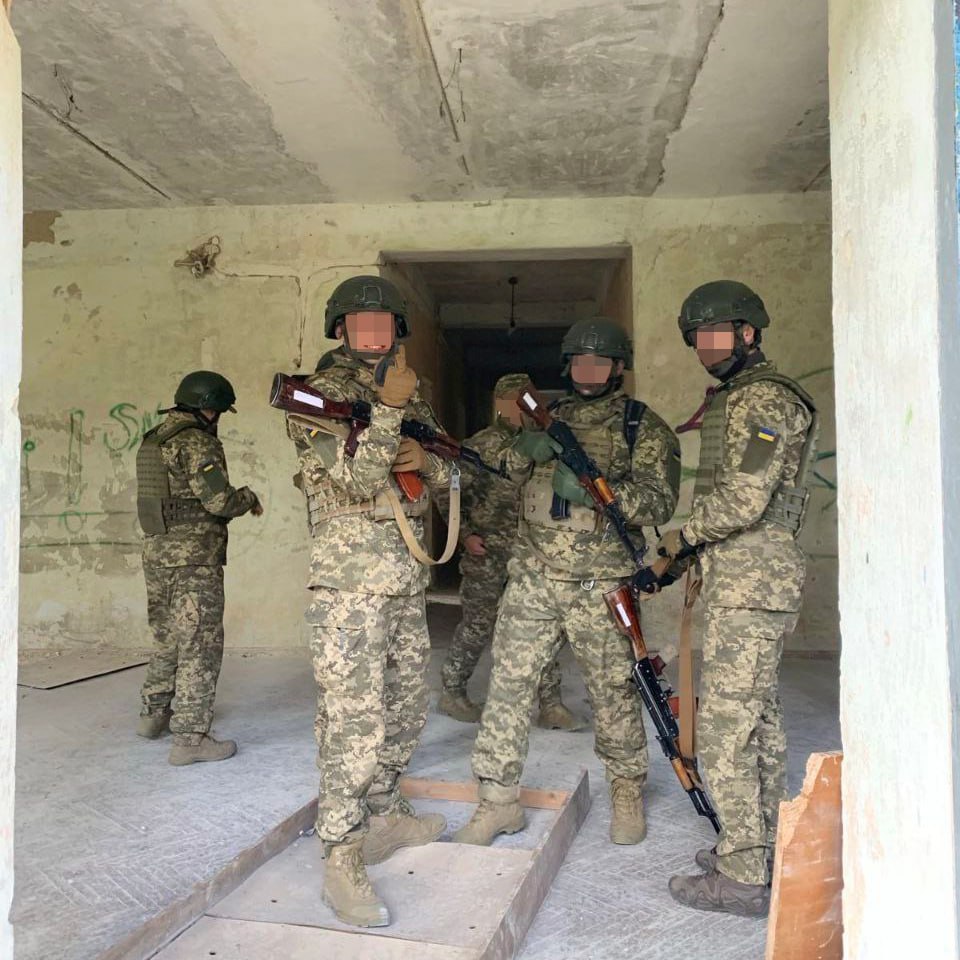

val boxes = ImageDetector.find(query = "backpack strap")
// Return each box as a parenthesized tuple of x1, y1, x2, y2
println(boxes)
(623, 398, 647, 459)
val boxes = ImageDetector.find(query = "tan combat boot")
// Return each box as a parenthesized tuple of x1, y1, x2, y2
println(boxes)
(454, 781, 526, 846)
(536, 700, 586, 731)
(168, 733, 237, 766)
(323, 838, 390, 927)
(696, 846, 775, 885)
(363, 798, 446, 864)
(668, 869, 770, 918)
(438, 689, 483, 723)
(137, 707, 172, 739)
(609, 777, 647, 844)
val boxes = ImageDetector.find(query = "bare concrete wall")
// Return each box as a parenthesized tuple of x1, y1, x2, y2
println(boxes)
(19, 194, 834, 655)
(1, 11, 22, 957)
(831, 0, 960, 955)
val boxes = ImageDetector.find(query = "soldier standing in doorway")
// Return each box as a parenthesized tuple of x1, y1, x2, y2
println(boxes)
(438, 372, 583, 732)
(454, 317, 680, 848)
(656, 281, 817, 918)
(136, 371, 262, 764)
(287, 275, 451, 928)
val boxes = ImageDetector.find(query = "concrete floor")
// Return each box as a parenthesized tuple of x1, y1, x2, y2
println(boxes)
(13, 605, 841, 960)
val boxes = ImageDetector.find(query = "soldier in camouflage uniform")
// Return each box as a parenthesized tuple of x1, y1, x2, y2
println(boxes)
(287, 276, 452, 928)
(656, 281, 817, 918)
(136, 371, 262, 765)
(454, 317, 681, 848)
(438, 373, 582, 732)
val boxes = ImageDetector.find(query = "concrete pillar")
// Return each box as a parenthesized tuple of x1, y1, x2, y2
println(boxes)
(0, 10, 20, 958)
(830, 1, 959, 956)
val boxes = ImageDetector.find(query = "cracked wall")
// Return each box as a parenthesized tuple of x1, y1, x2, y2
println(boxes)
(19, 193, 836, 654)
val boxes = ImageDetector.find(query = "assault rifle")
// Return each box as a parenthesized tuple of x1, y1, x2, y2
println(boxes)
(270, 373, 506, 501)
(518, 382, 720, 833)
(605, 580, 720, 833)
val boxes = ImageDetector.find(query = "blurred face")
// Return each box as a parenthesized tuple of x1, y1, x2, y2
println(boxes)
(342, 311, 395, 358)
(571, 354, 618, 396)
(495, 390, 524, 428)
(694, 322, 755, 370)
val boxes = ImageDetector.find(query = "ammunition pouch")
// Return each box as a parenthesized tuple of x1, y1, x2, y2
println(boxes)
(162, 497, 221, 527)
(522, 479, 597, 533)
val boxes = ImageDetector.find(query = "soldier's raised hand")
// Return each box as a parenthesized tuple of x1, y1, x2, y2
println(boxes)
(376, 345, 418, 408)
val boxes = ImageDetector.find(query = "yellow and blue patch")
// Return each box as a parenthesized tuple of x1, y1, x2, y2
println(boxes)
(756, 426, 778, 442)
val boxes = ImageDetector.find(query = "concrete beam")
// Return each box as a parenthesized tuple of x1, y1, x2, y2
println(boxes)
(830, 0, 960, 955)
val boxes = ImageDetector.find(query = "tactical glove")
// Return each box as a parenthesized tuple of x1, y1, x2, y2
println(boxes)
(515, 428, 561, 464)
(393, 437, 427, 473)
(657, 527, 697, 561)
(375, 346, 418, 408)
(551, 462, 593, 508)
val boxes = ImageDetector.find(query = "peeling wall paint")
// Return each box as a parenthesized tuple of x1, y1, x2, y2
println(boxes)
(20, 193, 835, 654)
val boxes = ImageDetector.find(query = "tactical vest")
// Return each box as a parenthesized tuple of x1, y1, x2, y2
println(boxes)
(297, 363, 431, 536)
(522, 405, 621, 535)
(694, 368, 819, 535)
(136, 420, 218, 535)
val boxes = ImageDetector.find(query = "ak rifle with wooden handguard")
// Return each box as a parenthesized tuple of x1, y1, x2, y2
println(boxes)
(605, 580, 720, 833)
(518, 382, 720, 833)
(270, 373, 507, 501)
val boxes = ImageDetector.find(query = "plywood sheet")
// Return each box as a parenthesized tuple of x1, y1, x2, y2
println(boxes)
(158, 916, 478, 960)
(18, 650, 148, 688)
(209, 837, 532, 949)
(766, 751, 843, 960)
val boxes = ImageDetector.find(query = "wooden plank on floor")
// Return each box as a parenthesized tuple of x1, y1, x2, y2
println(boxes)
(18, 650, 149, 688)
(400, 776, 569, 810)
(156, 916, 478, 960)
(766, 751, 843, 960)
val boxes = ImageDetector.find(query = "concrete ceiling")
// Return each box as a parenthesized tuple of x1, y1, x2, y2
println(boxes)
(13, 0, 829, 211)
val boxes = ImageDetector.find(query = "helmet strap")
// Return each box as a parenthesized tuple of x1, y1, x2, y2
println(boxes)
(569, 370, 623, 400)
(341, 325, 399, 365)
(706, 326, 765, 382)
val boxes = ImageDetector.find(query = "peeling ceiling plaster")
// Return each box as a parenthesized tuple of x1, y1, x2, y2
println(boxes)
(12, 0, 830, 211)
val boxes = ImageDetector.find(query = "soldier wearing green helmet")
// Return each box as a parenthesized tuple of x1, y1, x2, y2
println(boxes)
(135, 371, 263, 765)
(437, 373, 581, 732)
(287, 274, 452, 929)
(656, 280, 818, 918)
(455, 316, 681, 850)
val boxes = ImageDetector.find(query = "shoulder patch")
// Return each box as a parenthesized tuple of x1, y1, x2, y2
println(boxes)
(305, 428, 340, 468)
(739, 423, 781, 476)
(198, 459, 228, 495)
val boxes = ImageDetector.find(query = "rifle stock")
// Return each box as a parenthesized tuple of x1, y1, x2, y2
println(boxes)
(604, 583, 720, 834)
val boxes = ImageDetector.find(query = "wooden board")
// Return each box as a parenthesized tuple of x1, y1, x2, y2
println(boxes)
(154, 771, 591, 960)
(18, 650, 149, 689)
(766, 752, 843, 960)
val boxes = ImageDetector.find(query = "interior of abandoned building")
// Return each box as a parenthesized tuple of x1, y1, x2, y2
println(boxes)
(0, 1, 958, 959)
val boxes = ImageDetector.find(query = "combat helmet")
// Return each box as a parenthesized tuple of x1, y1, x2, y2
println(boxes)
(678, 280, 770, 346)
(561, 316, 633, 370)
(324, 275, 409, 339)
(174, 371, 237, 413)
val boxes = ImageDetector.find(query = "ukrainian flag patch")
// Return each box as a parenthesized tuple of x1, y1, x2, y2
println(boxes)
(757, 426, 778, 442)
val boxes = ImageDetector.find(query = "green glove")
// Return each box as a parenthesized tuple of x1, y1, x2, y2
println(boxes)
(551, 462, 593, 508)
(515, 429, 561, 464)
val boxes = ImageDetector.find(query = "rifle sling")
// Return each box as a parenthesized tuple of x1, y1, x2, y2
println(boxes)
(678, 567, 702, 759)
(383, 477, 461, 567)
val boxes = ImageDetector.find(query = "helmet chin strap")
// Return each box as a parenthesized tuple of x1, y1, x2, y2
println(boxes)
(342, 328, 397, 365)
(705, 325, 760, 382)
(571, 372, 623, 400)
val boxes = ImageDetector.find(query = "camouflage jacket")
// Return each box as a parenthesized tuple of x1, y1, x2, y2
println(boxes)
(505, 389, 680, 581)
(457, 419, 521, 552)
(288, 348, 452, 596)
(681, 360, 815, 611)
(142, 411, 258, 567)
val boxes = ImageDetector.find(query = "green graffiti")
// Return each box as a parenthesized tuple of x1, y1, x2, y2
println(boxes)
(102, 402, 161, 453)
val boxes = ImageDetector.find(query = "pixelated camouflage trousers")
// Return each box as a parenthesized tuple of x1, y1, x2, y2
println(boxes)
(308, 587, 430, 844)
(472, 569, 647, 791)
(441, 549, 563, 705)
(140, 564, 225, 735)
(698, 606, 796, 885)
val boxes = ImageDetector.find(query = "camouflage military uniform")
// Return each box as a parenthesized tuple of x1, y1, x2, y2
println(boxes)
(679, 358, 815, 886)
(289, 348, 452, 846)
(471, 389, 680, 795)
(140, 411, 259, 735)
(441, 418, 563, 706)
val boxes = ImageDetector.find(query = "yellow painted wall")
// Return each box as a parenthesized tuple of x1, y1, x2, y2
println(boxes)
(19, 194, 835, 652)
